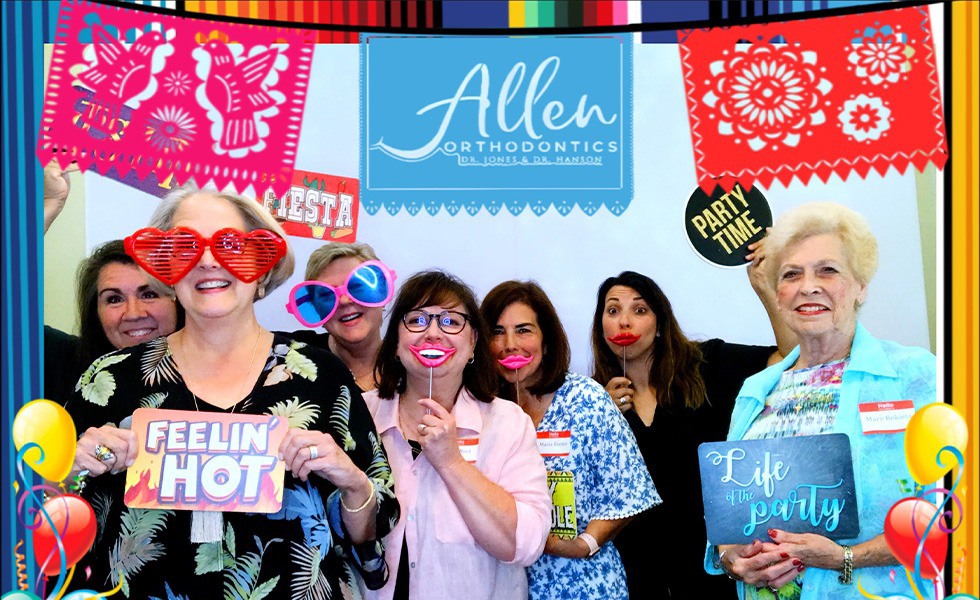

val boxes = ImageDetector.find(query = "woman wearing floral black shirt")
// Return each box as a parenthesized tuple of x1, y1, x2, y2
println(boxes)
(65, 184, 397, 599)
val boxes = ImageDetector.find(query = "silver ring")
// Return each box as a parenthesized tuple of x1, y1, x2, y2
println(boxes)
(308, 444, 319, 460)
(94, 444, 115, 462)
(619, 397, 627, 406)
(418, 423, 427, 433)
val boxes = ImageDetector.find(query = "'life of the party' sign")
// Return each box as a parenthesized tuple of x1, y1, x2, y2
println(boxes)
(360, 35, 633, 216)
(125, 408, 287, 513)
(698, 434, 859, 545)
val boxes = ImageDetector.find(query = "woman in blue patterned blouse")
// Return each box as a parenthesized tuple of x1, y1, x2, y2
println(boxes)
(482, 280, 660, 600)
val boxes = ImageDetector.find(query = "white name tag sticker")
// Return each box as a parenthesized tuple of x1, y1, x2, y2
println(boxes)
(537, 430, 572, 456)
(458, 438, 479, 463)
(859, 400, 915, 434)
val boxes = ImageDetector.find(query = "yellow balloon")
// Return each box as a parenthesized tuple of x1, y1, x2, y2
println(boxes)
(905, 403, 969, 484)
(12, 399, 77, 482)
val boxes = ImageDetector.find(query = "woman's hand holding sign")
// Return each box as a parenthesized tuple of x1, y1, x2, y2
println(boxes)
(717, 538, 798, 591)
(280, 427, 377, 543)
(280, 427, 362, 486)
(73, 425, 138, 478)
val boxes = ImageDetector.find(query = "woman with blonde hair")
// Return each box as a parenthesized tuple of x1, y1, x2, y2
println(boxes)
(286, 242, 394, 391)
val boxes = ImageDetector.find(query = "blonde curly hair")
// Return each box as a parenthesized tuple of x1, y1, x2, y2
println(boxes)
(764, 201, 878, 293)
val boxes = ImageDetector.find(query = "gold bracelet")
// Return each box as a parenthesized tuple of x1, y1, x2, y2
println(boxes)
(341, 479, 375, 513)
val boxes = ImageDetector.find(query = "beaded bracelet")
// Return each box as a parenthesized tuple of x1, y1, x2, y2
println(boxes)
(341, 480, 375, 513)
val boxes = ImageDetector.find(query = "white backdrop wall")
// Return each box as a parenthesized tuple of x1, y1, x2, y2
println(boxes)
(84, 44, 931, 374)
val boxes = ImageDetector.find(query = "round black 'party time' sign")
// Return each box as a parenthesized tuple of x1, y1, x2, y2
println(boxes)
(684, 183, 772, 267)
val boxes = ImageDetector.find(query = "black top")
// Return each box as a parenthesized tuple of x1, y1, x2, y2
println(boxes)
(65, 334, 399, 599)
(44, 325, 84, 405)
(275, 328, 331, 351)
(614, 339, 775, 600)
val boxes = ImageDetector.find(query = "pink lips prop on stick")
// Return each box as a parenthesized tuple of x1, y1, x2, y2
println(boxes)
(498, 354, 534, 371)
(409, 344, 456, 401)
(499, 354, 535, 401)
(607, 333, 641, 377)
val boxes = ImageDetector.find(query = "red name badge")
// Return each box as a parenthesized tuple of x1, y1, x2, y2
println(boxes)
(537, 430, 572, 457)
(858, 400, 915, 434)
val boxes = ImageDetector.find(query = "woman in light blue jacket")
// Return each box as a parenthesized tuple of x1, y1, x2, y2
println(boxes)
(706, 202, 936, 600)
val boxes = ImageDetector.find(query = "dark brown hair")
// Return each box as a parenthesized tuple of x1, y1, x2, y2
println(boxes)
(375, 270, 497, 402)
(75, 240, 184, 365)
(481, 280, 570, 399)
(590, 271, 706, 410)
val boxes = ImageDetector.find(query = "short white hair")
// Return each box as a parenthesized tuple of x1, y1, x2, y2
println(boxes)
(765, 202, 879, 291)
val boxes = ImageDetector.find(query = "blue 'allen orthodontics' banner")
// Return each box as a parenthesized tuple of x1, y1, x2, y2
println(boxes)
(360, 35, 634, 216)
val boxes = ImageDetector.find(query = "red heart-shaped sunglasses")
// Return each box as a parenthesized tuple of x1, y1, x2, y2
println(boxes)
(124, 227, 287, 286)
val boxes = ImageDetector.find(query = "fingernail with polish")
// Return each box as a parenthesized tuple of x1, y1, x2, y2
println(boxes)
(792, 559, 802, 566)
(780, 553, 789, 559)
(797, 565, 805, 572)
(767, 529, 777, 538)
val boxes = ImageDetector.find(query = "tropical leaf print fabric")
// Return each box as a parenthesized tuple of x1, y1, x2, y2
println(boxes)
(65, 334, 398, 599)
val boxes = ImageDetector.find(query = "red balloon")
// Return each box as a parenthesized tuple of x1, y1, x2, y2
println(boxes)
(883, 497, 947, 580)
(32, 494, 97, 576)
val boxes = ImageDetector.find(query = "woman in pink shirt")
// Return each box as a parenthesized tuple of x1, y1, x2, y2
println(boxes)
(363, 270, 552, 600)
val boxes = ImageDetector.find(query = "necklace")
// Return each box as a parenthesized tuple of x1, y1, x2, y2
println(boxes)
(397, 402, 418, 443)
(179, 328, 263, 544)
(180, 328, 263, 412)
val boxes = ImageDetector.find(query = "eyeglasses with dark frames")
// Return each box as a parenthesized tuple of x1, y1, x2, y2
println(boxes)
(402, 310, 470, 334)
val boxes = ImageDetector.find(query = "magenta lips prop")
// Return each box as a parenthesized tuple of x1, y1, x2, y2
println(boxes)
(498, 354, 534, 370)
(607, 332, 641, 347)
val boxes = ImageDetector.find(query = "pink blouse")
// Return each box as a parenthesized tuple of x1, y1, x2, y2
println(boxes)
(362, 388, 551, 600)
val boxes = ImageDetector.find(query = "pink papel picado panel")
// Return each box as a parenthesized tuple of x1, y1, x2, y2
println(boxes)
(37, 0, 314, 196)
(678, 5, 948, 192)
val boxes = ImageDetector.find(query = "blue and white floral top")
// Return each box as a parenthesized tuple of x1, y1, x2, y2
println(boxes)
(527, 372, 660, 600)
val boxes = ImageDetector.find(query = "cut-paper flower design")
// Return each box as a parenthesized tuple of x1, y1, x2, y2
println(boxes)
(145, 105, 196, 152)
(838, 94, 891, 142)
(847, 25, 913, 86)
(702, 43, 833, 152)
(162, 70, 192, 96)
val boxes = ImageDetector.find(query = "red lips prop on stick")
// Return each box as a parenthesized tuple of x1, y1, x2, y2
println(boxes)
(607, 333, 640, 376)
(125, 227, 287, 285)
(499, 354, 534, 400)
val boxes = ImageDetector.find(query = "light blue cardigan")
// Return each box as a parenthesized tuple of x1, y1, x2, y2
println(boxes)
(705, 323, 937, 600)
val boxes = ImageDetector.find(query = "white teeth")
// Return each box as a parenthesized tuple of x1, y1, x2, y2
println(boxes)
(339, 313, 362, 323)
(798, 305, 826, 312)
(197, 280, 229, 290)
(127, 329, 153, 337)
(419, 349, 445, 359)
